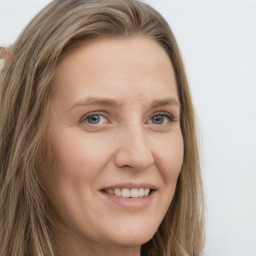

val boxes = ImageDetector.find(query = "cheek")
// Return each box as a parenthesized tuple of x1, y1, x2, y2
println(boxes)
(43, 129, 105, 208)
(50, 129, 109, 179)
(154, 131, 184, 187)
(44, 131, 109, 221)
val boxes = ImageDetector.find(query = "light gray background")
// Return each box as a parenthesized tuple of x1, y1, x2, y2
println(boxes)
(0, 0, 255, 255)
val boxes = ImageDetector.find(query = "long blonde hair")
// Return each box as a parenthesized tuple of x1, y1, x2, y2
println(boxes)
(0, 0, 204, 255)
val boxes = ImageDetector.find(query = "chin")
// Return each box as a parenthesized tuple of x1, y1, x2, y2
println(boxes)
(104, 225, 156, 248)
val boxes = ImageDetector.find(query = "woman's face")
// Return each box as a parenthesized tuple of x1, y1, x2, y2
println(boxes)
(46, 37, 184, 254)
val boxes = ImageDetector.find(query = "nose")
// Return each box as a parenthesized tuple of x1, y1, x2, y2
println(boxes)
(113, 127, 154, 170)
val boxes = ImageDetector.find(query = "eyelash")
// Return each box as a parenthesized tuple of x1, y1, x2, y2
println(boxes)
(80, 111, 176, 125)
(150, 112, 175, 123)
(80, 111, 108, 125)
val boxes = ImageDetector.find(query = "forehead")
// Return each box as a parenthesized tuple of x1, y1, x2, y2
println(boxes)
(51, 37, 178, 108)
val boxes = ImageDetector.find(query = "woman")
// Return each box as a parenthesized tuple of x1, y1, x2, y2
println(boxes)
(0, 0, 204, 255)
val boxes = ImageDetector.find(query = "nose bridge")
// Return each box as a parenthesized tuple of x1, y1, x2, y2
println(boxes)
(114, 122, 154, 170)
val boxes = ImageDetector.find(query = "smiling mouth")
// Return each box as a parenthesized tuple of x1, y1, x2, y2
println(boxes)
(102, 188, 153, 198)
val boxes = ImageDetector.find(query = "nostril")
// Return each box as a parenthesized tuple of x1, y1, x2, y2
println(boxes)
(113, 134, 154, 170)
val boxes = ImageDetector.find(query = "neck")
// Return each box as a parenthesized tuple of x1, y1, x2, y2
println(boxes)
(57, 238, 141, 256)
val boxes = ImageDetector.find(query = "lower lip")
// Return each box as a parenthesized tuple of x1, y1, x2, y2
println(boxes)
(100, 191, 155, 210)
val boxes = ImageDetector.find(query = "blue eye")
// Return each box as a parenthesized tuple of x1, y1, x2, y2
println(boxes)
(85, 114, 107, 125)
(150, 114, 173, 124)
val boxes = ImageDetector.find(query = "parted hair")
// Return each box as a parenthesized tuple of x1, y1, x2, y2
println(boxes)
(0, 0, 205, 255)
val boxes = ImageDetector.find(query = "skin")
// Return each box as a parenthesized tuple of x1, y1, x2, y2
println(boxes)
(44, 37, 184, 256)
(0, 47, 8, 59)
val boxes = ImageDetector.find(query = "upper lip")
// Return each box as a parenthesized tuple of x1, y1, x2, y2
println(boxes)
(101, 182, 158, 190)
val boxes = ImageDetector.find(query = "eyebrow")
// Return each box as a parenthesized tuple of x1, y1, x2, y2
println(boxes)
(69, 97, 120, 110)
(69, 97, 180, 110)
(150, 98, 180, 108)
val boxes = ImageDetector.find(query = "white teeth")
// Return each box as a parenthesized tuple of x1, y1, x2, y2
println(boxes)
(114, 188, 122, 197)
(139, 188, 145, 197)
(105, 188, 151, 198)
(109, 189, 114, 195)
(144, 188, 150, 196)
(122, 188, 130, 198)
(130, 188, 139, 198)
